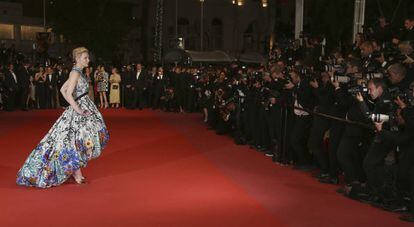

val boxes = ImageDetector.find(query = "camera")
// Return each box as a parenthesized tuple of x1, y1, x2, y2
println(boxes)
(348, 83, 368, 96)
(370, 113, 393, 123)
(388, 87, 414, 106)
(323, 63, 346, 75)
(364, 72, 385, 80)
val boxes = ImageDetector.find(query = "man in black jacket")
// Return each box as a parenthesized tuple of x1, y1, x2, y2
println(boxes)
(152, 67, 167, 109)
(131, 63, 147, 109)
(388, 63, 413, 91)
(17, 62, 31, 110)
(286, 69, 314, 170)
(308, 71, 336, 179)
(372, 83, 414, 222)
(357, 78, 395, 195)
(3, 64, 19, 111)
(123, 65, 134, 109)
(401, 18, 414, 42)
(44, 66, 57, 109)
(55, 65, 68, 107)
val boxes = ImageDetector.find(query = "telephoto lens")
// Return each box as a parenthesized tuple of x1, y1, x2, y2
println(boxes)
(370, 113, 390, 123)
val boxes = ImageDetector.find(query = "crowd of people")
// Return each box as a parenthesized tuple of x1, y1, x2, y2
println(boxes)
(1, 16, 414, 222)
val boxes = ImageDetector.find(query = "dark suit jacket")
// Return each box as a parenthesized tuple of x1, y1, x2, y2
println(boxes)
(294, 78, 314, 110)
(153, 73, 167, 93)
(17, 66, 30, 88)
(55, 71, 68, 88)
(45, 73, 58, 89)
(4, 70, 19, 91)
(132, 70, 147, 90)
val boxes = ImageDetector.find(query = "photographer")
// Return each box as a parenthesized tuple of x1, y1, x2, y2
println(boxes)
(360, 41, 381, 73)
(286, 69, 315, 170)
(373, 82, 414, 222)
(308, 71, 336, 179)
(336, 62, 372, 194)
(387, 63, 413, 91)
(355, 78, 395, 200)
(398, 42, 414, 77)
(320, 59, 360, 184)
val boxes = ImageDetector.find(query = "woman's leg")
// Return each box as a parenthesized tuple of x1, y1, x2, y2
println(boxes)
(99, 92, 103, 108)
(203, 108, 208, 122)
(103, 93, 108, 108)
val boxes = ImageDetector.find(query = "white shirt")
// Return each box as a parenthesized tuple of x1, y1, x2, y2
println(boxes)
(48, 74, 52, 82)
(136, 71, 141, 80)
(10, 71, 17, 83)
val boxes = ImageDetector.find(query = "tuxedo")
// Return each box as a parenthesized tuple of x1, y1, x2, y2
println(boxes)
(45, 73, 57, 108)
(152, 73, 167, 109)
(132, 70, 148, 109)
(146, 72, 157, 107)
(3, 69, 19, 111)
(55, 70, 68, 107)
(123, 69, 135, 109)
(17, 65, 31, 109)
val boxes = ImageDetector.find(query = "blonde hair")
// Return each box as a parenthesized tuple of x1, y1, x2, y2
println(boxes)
(72, 47, 88, 62)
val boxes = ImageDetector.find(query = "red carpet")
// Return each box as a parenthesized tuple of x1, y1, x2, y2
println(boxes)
(0, 109, 410, 227)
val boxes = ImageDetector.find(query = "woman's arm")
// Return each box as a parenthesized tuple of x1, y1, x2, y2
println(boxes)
(60, 71, 89, 115)
(109, 74, 115, 83)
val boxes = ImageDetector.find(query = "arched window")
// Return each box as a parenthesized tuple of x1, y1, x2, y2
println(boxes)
(211, 18, 223, 49)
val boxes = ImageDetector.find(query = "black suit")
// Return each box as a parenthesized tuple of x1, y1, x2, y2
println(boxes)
(290, 79, 314, 166)
(17, 66, 30, 110)
(308, 82, 335, 174)
(131, 70, 147, 109)
(45, 73, 57, 108)
(56, 70, 68, 107)
(3, 70, 19, 111)
(123, 70, 134, 109)
(152, 73, 167, 109)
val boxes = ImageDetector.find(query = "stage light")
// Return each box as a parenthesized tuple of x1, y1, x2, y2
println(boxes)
(262, 0, 268, 7)
(237, 0, 244, 6)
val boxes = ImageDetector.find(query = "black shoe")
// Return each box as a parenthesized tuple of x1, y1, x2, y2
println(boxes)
(255, 145, 264, 152)
(312, 172, 329, 179)
(336, 187, 346, 194)
(400, 215, 414, 222)
(383, 205, 409, 213)
(358, 194, 379, 204)
(319, 177, 339, 185)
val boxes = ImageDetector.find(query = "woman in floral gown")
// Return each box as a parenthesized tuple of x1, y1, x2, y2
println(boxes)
(16, 47, 109, 188)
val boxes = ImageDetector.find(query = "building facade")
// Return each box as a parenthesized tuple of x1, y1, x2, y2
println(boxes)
(145, 0, 295, 61)
(0, 1, 70, 60)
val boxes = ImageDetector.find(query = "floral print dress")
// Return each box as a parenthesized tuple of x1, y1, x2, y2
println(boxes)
(16, 67, 109, 188)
